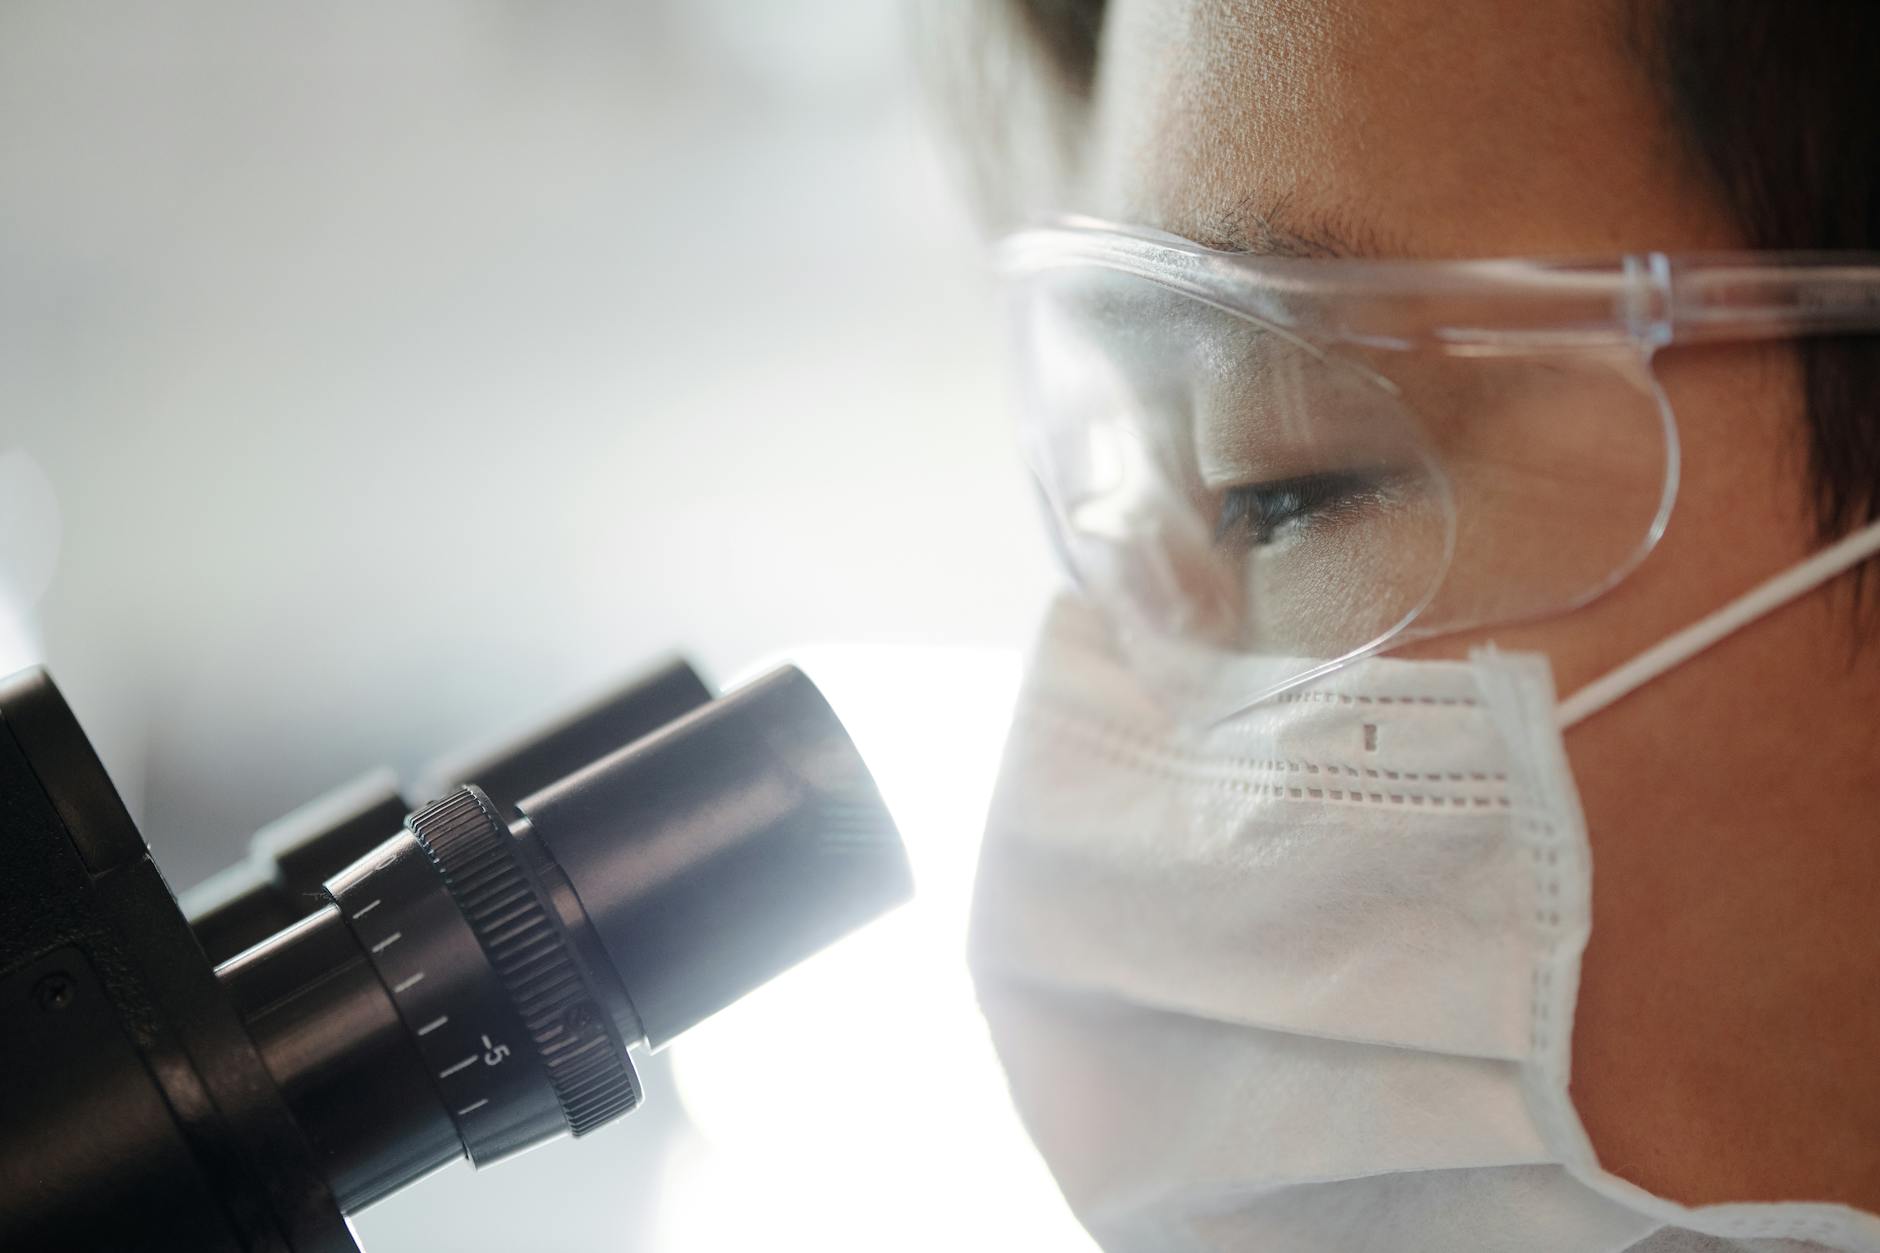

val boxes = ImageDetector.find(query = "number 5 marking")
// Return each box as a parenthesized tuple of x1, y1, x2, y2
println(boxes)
(481, 1034, 510, 1066)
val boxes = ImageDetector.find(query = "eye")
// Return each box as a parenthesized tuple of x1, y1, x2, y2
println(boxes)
(1212, 471, 1389, 548)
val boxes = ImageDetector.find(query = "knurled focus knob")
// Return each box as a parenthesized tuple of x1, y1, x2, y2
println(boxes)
(407, 787, 640, 1135)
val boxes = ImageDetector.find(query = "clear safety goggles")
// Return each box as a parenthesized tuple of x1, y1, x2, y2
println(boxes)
(1000, 217, 1880, 719)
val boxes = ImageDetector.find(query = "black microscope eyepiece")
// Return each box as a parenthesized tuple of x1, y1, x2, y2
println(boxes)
(516, 665, 907, 1051)
(214, 665, 911, 1211)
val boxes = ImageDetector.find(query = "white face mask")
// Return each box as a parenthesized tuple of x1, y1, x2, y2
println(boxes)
(969, 524, 1880, 1253)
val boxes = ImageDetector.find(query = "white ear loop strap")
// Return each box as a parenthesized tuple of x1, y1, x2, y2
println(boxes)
(1557, 517, 1880, 729)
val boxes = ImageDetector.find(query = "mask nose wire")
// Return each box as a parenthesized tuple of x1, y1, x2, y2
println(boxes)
(1555, 517, 1880, 729)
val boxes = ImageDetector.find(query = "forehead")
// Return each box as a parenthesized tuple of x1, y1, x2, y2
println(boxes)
(1087, 0, 1722, 257)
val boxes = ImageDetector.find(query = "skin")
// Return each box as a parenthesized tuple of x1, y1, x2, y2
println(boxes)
(1069, 0, 1880, 1212)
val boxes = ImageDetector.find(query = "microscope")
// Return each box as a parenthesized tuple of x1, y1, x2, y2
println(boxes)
(0, 657, 911, 1251)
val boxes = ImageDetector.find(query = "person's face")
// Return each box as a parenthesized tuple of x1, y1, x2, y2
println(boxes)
(1072, 0, 1880, 1211)
(1078, 0, 1802, 678)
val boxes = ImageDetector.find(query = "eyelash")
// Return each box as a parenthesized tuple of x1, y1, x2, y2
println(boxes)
(1213, 471, 1384, 547)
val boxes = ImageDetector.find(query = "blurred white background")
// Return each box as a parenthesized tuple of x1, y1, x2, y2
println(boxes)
(0, 2, 1085, 1250)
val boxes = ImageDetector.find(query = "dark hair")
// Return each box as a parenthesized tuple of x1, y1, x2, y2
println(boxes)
(999, 0, 1880, 553)
(1631, 1, 1880, 552)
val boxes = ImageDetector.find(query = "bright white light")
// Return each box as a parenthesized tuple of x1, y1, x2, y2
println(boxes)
(0, 449, 59, 675)
(0, 611, 37, 676)
(657, 644, 1096, 1253)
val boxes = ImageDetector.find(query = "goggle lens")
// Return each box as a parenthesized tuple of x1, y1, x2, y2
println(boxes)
(1011, 265, 1674, 713)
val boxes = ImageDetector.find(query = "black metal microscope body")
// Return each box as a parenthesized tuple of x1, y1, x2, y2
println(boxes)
(0, 659, 911, 1251)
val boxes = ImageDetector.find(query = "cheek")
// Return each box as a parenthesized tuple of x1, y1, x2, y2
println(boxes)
(1397, 343, 1812, 699)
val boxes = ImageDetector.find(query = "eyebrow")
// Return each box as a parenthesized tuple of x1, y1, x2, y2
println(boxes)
(1186, 193, 1385, 259)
